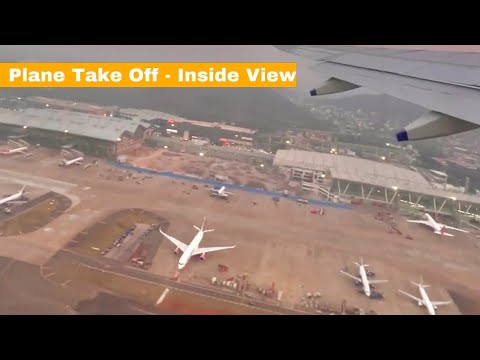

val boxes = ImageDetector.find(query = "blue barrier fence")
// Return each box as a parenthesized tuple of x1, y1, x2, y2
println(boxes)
(109, 161, 352, 211)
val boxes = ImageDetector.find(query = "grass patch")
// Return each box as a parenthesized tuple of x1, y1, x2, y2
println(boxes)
(0, 193, 70, 236)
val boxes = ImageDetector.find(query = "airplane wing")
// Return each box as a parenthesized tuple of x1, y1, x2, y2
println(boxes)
(274, 45, 480, 141)
(444, 225, 469, 233)
(430, 300, 452, 307)
(4, 201, 27, 204)
(192, 245, 236, 256)
(340, 270, 361, 282)
(158, 228, 188, 252)
(398, 289, 423, 303)
(369, 279, 388, 284)
(406, 220, 431, 225)
(434, 231, 454, 237)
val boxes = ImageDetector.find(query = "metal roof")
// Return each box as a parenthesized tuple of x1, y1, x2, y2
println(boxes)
(25, 96, 117, 113)
(0, 108, 144, 142)
(274, 150, 480, 204)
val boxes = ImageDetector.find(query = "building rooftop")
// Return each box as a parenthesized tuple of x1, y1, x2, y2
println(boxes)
(25, 96, 117, 113)
(122, 108, 258, 135)
(274, 150, 480, 204)
(0, 108, 144, 142)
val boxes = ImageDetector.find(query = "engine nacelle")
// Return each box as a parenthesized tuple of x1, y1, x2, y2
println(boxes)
(418, 301, 423, 307)
(200, 253, 206, 261)
(174, 247, 179, 254)
(396, 111, 480, 142)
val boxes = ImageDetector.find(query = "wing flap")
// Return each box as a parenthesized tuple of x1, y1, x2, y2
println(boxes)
(444, 225, 469, 233)
(369, 279, 388, 284)
(407, 220, 430, 225)
(192, 245, 235, 256)
(431, 301, 451, 307)
(434, 231, 454, 236)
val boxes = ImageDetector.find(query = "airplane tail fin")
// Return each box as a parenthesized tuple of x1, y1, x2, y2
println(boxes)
(194, 217, 209, 232)
(411, 275, 430, 288)
(354, 258, 369, 268)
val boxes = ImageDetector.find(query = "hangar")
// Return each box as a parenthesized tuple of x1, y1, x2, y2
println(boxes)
(0, 108, 148, 158)
(274, 150, 480, 217)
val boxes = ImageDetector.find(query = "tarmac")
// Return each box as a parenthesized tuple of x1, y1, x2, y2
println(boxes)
(110, 161, 352, 210)
(54, 249, 310, 315)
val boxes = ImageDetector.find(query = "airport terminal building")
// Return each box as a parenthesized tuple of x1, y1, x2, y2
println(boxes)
(274, 150, 480, 217)
(0, 108, 147, 158)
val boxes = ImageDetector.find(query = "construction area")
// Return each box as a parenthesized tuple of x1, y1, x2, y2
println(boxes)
(1, 147, 480, 315)
(124, 146, 287, 191)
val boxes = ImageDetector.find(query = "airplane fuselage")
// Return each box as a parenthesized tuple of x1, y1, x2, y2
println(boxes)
(9, 146, 28, 154)
(419, 286, 436, 315)
(359, 266, 371, 297)
(425, 214, 446, 234)
(60, 157, 83, 166)
(178, 230, 204, 270)
(0, 191, 23, 206)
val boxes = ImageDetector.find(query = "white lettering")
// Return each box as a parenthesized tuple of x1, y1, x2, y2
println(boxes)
(246, 68, 296, 83)
(279, 71, 296, 82)
(9, 69, 21, 82)
(144, 68, 159, 82)
(73, 68, 122, 82)
(129, 68, 143, 82)
(267, 72, 278, 82)
(9, 68, 65, 83)
(246, 68, 260, 82)
(178, 68, 239, 83)
(110, 71, 122, 82)
(72, 68, 85, 82)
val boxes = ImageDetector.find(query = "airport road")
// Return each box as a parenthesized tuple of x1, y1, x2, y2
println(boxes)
(60, 249, 310, 315)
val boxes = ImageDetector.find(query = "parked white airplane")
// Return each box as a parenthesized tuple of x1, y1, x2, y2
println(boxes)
(406, 213, 469, 236)
(340, 259, 388, 297)
(0, 146, 29, 155)
(159, 217, 236, 270)
(398, 277, 451, 315)
(0, 186, 27, 206)
(208, 186, 234, 198)
(58, 157, 84, 167)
